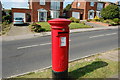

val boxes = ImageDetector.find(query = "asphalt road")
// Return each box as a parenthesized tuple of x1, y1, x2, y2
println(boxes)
(2, 28, 118, 78)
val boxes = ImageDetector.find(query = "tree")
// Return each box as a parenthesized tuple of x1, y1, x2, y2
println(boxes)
(101, 4, 119, 19)
(63, 4, 71, 13)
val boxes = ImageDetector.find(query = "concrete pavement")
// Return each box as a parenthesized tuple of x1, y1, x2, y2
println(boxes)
(1, 25, 118, 41)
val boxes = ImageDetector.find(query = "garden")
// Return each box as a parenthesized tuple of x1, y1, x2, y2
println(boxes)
(87, 4, 120, 26)
(29, 18, 92, 33)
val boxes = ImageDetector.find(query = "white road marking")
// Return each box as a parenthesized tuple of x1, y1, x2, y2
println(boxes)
(17, 40, 72, 50)
(89, 33, 117, 38)
(17, 43, 51, 50)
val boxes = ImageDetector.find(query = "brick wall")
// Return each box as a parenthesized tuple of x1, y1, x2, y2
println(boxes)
(31, 1, 63, 22)
(12, 8, 31, 22)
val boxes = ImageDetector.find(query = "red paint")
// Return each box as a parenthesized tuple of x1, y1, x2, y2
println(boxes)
(48, 18, 71, 72)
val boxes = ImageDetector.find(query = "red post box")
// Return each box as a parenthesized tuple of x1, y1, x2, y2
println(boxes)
(48, 18, 71, 79)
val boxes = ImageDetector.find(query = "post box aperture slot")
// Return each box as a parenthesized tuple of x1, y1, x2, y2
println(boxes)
(58, 32, 69, 34)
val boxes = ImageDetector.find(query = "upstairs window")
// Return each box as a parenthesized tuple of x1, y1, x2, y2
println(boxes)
(40, 0, 45, 5)
(77, 3, 80, 7)
(97, 3, 103, 11)
(51, 0, 60, 10)
(90, 2, 94, 6)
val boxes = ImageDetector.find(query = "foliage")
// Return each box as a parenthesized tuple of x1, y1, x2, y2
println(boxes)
(69, 17, 76, 22)
(1, 23, 11, 35)
(113, 18, 120, 23)
(87, 19, 92, 22)
(103, 19, 113, 23)
(63, 4, 71, 12)
(2, 11, 6, 16)
(94, 16, 100, 21)
(2, 15, 12, 23)
(101, 4, 119, 19)
(30, 23, 46, 32)
(99, 18, 104, 22)
(74, 19, 80, 23)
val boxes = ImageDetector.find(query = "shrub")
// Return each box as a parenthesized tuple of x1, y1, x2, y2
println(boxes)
(101, 4, 119, 19)
(94, 16, 100, 21)
(74, 19, 80, 23)
(30, 23, 46, 32)
(113, 18, 120, 23)
(103, 19, 113, 23)
(69, 17, 76, 22)
(99, 18, 104, 22)
(109, 22, 118, 26)
(87, 19, 92, 22)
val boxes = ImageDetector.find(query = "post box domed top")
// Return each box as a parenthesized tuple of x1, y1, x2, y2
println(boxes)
(48, 18, 71, 26)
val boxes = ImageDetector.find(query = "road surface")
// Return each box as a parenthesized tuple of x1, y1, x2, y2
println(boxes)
(2, 28, 118, 78)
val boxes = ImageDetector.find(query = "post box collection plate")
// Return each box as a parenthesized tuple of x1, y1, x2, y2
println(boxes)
(60, 37, 66, 46)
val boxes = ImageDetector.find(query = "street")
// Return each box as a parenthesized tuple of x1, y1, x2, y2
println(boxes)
(2, 28, 118, 78)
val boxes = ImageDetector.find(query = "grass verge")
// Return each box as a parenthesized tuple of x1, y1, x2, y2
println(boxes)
(15, 50, 119, 79)
(36, 22, 92, 31)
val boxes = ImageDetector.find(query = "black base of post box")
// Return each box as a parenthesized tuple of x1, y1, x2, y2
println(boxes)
(52, 70, 68, 80)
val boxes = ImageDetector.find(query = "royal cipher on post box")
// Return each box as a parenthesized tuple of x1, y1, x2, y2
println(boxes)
(48, 18, 71, 79)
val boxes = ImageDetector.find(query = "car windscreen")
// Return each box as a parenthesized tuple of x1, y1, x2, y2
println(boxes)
(15, 18, 23, 20)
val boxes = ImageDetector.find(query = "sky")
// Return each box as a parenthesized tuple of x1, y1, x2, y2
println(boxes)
(1, 0, 118, 9)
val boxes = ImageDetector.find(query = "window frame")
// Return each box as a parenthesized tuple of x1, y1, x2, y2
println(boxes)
(90, 2, 94, 6)
(40, 0, 46, 5)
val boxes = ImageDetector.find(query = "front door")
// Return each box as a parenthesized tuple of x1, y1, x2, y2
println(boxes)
(39, 12, 47, 22)
(89, 12, 94, 19)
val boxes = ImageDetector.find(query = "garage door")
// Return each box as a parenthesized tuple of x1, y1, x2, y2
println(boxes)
(72, 12, 80, 19)
(14, 13, 26, 22)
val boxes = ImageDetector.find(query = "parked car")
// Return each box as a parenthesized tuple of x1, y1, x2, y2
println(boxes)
(13, 18, 24, 25)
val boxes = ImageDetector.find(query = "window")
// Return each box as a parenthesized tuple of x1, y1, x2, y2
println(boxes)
(50, 11, 60, 18)
(90, 2, 94, 6)
(77, 3, 80, 7)
(51, 0, 60, 10)
(97, 3, 103, 10)
(40, 0, 45, 5)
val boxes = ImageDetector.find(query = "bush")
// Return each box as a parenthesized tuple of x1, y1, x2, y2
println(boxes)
(30, 23, 46, 32)
(69, 17, 76, 22)
(103, 19, 113, 23)
(99, 18, 104, 22)
(94, 16, 100, 21)
(113, 18, 120, 23)
(109, 22, 118, 26)
(101, 4, 119, 19)
(87, 19, 92, 22)
(74, 19, 80, 23)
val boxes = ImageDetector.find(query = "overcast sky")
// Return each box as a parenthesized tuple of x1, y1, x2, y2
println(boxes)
(1, 0, 118, 9)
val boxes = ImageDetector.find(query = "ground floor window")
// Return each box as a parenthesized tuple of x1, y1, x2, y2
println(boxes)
(50, 11, 60, 19)
(96, 11, 101, 18)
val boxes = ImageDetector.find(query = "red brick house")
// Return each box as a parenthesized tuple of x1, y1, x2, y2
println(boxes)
(12, 0, 63, 22)
(66, 0, 106, 20)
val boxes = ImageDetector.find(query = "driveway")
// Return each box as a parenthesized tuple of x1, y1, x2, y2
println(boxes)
(6, 23, 33, 36)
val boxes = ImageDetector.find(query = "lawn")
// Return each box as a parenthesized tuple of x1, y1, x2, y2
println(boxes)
(37, 22, 92, 31)
(15, 50, 119, 79)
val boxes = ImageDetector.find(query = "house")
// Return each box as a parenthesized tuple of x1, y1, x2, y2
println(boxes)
(67, 0, 106, 20)
(0, 1, 2, 23)
(116, 1, 120, 8)
(12, 0, 63, 22)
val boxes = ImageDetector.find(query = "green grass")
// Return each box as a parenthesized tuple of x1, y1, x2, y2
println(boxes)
(15, 50, 118, 79)
(37, 22, 92, 31)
